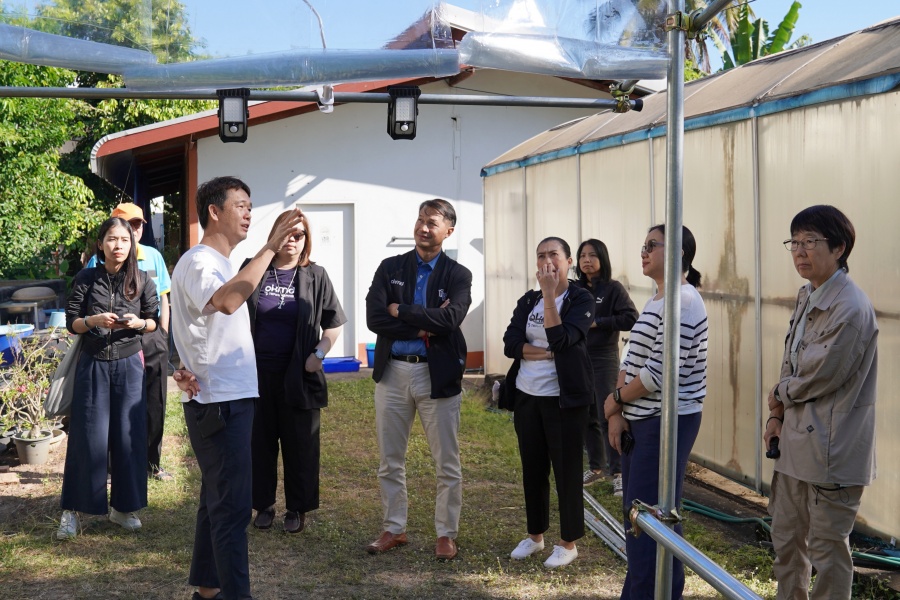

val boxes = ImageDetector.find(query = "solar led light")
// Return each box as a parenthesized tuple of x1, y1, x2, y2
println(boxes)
(387, 85, 421, 140)
(217, 88, 250, 143)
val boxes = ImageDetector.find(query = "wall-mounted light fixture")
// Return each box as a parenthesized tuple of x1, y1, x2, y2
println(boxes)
(386, 85, 421, 140)
(217, 88, 250, 143)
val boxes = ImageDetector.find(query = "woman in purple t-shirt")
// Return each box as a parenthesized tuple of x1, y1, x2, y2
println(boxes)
(245, 210, 347, 533)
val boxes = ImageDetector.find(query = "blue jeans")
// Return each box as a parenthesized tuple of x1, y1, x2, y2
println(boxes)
(61, 352, 147, 515)
(620, 412, 702, 600)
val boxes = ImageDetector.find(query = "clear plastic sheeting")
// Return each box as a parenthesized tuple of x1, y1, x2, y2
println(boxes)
(123, 48, 461, 91)
(0, 23, 156, 72)
(0, 0, 669, 90)
(460, 0, 668, 79)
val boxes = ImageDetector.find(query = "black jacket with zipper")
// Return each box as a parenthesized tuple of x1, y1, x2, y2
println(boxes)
(366, 250, 472, 399)
(66, 266, 159, 361)
(502, 282, 595, 410)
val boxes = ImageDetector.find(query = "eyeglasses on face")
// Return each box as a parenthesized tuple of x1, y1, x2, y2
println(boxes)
(783, 237, 828, 251)
(291, 231, 307, 241)
(641, 240, 663, 255)
(128, 219, 143, 229)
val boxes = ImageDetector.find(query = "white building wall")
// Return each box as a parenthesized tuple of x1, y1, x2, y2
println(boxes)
(196, 70, 602, 360)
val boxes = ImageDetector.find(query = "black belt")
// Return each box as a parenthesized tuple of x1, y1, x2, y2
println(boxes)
(391, 354, 428, 364)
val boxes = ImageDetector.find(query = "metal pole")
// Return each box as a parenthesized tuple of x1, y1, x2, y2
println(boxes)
(633, 510, 763, 600)
(752, 114, 763, 493)
(0, 86, 637, 111)
(657, 1, 685, 598)
(690, 0, 737, 33)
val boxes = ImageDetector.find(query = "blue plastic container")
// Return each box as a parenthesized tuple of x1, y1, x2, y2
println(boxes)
(323, 357, 361, 373)
(0, 324, 35, 364)
(366, 343, 376, 368)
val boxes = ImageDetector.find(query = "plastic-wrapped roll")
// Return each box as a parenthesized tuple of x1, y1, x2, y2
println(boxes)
(123, 48, 461, 92)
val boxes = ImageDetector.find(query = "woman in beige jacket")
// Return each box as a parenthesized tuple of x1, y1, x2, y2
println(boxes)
(765, 204, 878, 600)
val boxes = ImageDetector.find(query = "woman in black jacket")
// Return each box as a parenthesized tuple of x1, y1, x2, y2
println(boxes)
(574, 239, 638, 495)
(502, 237, 594, 569)
(58, 217, 159, 540)
(247, 210, 347, 533)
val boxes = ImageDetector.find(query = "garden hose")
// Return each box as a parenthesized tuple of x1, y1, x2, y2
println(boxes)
(682, 499, 900, 569)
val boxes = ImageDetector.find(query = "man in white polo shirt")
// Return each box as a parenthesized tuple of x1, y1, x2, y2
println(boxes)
(171, 176, 301, 600)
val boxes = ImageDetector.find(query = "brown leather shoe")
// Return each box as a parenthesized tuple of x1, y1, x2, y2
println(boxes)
(435, 536, 457, 560)
(366, 531, 408, 554)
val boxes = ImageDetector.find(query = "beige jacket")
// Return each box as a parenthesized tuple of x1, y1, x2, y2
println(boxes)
(774, 269, 878, 486)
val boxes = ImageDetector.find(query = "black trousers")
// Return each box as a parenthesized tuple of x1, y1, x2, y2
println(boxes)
(252, 369, 321, 514)
(584, 351, 621, 474)
(183, 398, 254, 600)
(142, 325, 168, 472)
(513, 391, 588, 543)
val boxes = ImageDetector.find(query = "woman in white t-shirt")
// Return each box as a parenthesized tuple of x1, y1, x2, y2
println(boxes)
(501, 237, 595, 569)
(603, 224, 708, 599)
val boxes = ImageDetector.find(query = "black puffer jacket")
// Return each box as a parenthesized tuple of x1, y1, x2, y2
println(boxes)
(66, 266, 159, 361)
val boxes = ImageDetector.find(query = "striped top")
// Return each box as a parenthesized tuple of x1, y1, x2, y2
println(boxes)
(621, 284, 708, 420)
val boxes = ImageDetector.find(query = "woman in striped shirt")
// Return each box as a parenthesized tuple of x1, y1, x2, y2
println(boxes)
(603, 224, 707, 599)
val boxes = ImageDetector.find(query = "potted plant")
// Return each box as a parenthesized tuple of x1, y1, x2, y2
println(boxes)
(0, 332, 65, 465)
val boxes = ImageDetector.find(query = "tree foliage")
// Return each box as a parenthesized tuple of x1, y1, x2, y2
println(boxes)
(0, 60, 100, 279)
(0, 0, 211, 278)
(714, 1, 804, 70)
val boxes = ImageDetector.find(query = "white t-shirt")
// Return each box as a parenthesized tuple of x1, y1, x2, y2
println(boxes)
(171, 244, 258, 404)
(516, 293, 567, 397)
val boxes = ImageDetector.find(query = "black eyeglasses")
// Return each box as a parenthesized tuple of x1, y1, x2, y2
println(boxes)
(128, 219, 144, 229)
(641, 240, 663, 254)
(291, 232, 307, 241)
(783, 238, 828, 251)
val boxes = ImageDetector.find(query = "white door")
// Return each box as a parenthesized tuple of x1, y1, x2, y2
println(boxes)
(302, 204, 355, 358)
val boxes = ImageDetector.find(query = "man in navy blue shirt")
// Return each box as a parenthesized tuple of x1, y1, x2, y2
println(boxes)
(365, 199, 472, 561)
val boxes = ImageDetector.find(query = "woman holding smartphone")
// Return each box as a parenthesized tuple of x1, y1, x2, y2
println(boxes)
(58, 217, 159, 540)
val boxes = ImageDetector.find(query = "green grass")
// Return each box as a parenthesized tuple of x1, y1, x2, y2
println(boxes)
(0, 379, 786, 599)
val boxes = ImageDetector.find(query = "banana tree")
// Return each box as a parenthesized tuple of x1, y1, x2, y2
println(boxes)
(715, 0, 803, 70)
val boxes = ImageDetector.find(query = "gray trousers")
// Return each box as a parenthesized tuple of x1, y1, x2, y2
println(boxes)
(769, 471, 864, 600)
(374, 360, 462, 538)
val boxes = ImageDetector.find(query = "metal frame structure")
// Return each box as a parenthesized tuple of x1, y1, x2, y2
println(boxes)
(1, 0, 763, 594)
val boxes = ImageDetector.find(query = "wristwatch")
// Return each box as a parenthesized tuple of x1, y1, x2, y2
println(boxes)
(314, 348, 325, 360)
(613, 387, 623, 404)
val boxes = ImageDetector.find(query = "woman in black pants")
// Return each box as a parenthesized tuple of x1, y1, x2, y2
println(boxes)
(501, 237, 594, 569)
(574, 239, 637, 495)
(247, 210, 346, 533)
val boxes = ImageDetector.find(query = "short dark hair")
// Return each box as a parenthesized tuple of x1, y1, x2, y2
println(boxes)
(790, 205, 855, 272)
(648, 224, 702, 288)
(538, 236, 572, 258)
(196, 176, 251, 230)
(419, 198, 456, 227)
(575, 238, 612, 284)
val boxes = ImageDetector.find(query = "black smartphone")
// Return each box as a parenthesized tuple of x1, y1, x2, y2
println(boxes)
(621, 430, 635, 455)
(196, 404, 225, 438)
(114, 317, 130, 324)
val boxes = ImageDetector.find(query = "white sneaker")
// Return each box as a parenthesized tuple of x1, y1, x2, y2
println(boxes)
(109, 508, 142, 531)
(56, 510, 79, 540)
(543, 544, 578, 568)
(510, 536, 545, 559)
(613, 474, 623, 497)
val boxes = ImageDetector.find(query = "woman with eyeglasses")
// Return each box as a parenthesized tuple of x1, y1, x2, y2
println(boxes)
(603, 225, 707, 598)
(765, 206, 877, 599)
(58, 217, 159, 540)
(574, 239, 638, 496)
(502, 237, 595, 569)
(245, 210, 347, 533)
